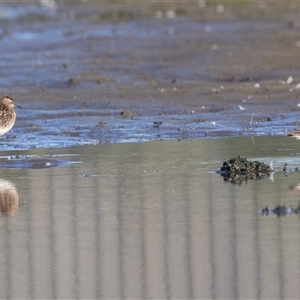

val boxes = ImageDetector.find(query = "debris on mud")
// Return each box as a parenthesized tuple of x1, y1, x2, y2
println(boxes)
(120, 109, 133, 117)
(219, 156, 271, 184)
(153, 121, 163, 128)
(68, 77, 77, 86)
(96, 120, 106, 129)
(192, 118, 205, 123)
(261, 203, 300, 216)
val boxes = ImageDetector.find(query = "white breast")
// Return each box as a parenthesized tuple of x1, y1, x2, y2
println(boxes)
(0, 119, 15, 136)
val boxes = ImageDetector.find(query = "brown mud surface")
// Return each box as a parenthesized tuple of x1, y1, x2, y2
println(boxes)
(1, 1, 300, 149)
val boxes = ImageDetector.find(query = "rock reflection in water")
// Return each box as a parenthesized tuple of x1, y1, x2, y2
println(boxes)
(0, 178, 18, 217)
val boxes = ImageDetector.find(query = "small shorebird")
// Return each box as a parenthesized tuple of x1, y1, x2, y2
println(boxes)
(287, 130, 300, 137)
(0, 96, 21, 136)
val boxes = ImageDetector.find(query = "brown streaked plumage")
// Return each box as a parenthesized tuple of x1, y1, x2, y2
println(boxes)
(287, 130, 300, 137)
(0, 96, 20, 136)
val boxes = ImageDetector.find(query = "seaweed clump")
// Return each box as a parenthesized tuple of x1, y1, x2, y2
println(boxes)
(220, 156, 271, 185)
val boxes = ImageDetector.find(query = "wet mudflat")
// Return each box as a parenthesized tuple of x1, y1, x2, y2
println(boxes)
(1, 136, 300, 299)
(0, 2, 300, 148)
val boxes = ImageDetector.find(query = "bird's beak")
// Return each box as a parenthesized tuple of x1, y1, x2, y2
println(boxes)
(16, 105, 21, 108)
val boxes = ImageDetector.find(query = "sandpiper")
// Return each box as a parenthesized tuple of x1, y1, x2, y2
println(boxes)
(0, 96, 20, 136)
(287, 130, 300, 137)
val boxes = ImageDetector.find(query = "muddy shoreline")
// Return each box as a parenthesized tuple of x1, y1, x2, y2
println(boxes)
(1, 2, 300, 149)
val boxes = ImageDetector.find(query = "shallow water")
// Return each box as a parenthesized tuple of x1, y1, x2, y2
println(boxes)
(1, 136, 300, 299)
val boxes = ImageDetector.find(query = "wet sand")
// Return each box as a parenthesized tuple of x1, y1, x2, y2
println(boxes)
(1, 2, 300, 149)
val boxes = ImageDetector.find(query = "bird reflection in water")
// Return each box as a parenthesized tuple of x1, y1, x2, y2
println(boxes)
(0, 178, 18, 217)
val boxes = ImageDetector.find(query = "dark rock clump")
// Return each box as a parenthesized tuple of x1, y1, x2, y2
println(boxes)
(220, 156, 271, 184)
